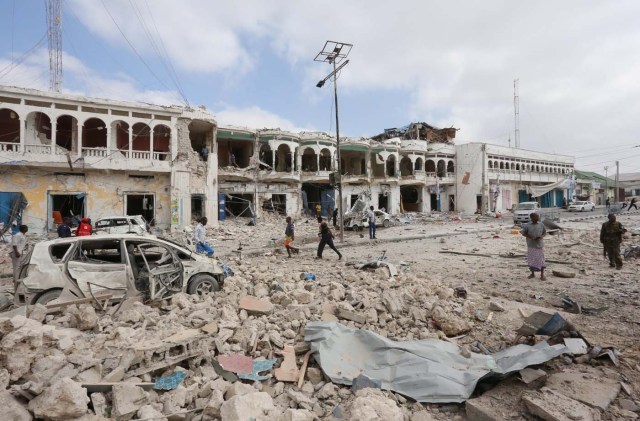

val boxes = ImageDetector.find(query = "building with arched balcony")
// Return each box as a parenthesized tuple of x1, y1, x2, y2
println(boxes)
(0, 86, 218, 231)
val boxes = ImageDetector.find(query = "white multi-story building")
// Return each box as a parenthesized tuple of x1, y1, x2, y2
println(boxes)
(455, 143, 575, 213)
(0, 86, 218, 232)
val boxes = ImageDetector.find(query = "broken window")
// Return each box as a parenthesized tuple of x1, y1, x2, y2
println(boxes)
(426, 160, 436, 174)
(49, 193, 85, 230)
(126, 194, 155, 225)
(401, 186, 421, 212)
(191, 194, 205, 222)
(259, 144, 273, 170)
(49, 243, 72, 263)
(72, 239, 123, 264)
(218, 140, 253, 168)
(263, 194, 287, 215)
(188, 120, 214, 161)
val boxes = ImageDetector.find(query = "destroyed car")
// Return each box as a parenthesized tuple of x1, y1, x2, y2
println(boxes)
(567, 201, 596, 212)
(94, 215, 150, 235)
(14, 234, 226, 305)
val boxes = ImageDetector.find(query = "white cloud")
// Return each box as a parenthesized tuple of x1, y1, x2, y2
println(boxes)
(214, 105, 312, 132)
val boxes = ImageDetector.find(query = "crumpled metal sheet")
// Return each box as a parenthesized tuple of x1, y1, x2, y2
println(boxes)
(305, 321, 568, 403)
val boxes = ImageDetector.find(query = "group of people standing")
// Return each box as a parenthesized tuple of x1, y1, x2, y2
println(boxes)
(521, 211, 627, 279)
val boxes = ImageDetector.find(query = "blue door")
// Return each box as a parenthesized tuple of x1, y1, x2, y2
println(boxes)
(555, 190, 564, 208)
(320, 189, 336, 216)
(518, 190, 528, 203)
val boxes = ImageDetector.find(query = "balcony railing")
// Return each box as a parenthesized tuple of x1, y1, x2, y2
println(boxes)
(0, 142, 21, 152)
(82, 147, 109, 158)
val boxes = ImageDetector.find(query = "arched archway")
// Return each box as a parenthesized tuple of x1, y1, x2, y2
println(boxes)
(0, 108, 20, 147)
(132, 122, 151, 152)
(488, 160, 493, 169)
(499, 161, 504, 170)
(56, 115, 78, 152)
(152, 124, 171, 160)
(426, 160, 436, 173)
(516, 163, 520, 171)
(447, 161, 454, 174)
(386, 154, 397, 177)
(82, 117, 107, 149)
(415, 157, 424, 171)
(437, 159, 446, 177)
(301, 147, 318, 172)
(400, 156, 413, 176)
(25, 111, 52, 148)
(319, 148, 332, 171)
(275, 144, 292, 172)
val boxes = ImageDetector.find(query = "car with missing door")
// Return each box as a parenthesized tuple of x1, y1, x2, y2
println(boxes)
(14, 234, 227, 306)
(93, 215, 150, 235)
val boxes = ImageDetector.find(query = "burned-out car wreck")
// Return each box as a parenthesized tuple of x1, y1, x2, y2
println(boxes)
(14, 234, 227, 306)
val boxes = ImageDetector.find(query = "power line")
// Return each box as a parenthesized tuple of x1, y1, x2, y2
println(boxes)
(0, 32, 47, 79)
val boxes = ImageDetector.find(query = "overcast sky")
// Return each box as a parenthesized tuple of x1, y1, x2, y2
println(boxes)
(1, 0, 639, 174)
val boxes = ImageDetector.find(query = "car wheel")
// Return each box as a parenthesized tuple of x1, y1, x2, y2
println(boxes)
(33, 289, 62, 305)
(187, 274, 220, 296)
(383, 219, 390, 228)
(591, 206, 595, 211)
(581, 207, 585, 212)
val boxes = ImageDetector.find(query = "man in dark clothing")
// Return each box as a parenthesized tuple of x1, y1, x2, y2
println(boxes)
(600, 213, 625, 269)
(628, 197, 638, 212)
(332, 207, 338, 229)
(317, 221, 342, 260)
(605, 197, 611, 211)
(57, 217, 72, 238)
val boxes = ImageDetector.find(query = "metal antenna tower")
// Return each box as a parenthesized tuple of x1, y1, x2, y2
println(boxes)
(514, 79, 520, 148)
(46, 0, 63, 91)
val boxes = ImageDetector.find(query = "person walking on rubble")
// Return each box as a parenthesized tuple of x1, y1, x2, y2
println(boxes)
(194, 217, 214, 257)
(332, 207, 338, 229)
(9, 225, 28, 284)
(628, 197, 638, 212)
(521, 212, 547, 280)
(317, 221, 342, 260)
(605, 197, 611, 212)
(284, 216, 300, 258)
(367, 206, 377, 239)
(600, 213, 625, 269)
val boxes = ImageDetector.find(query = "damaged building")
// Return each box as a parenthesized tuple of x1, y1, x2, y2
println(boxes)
(0, 86, 218, 232)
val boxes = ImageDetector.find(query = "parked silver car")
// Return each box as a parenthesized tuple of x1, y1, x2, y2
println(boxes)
(15, 234, 227, 305)
(568, 201, 596, 212)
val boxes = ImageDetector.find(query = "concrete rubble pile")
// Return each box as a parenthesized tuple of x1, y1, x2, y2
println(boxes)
(0, 228, 637, 420)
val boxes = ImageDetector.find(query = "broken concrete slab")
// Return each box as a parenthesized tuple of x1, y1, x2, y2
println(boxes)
(563, 338, 588, 355)
(350, 388, 403, 421)
(28, 377, 89, 420)
(219, 391, 276, 421)
(519, 368, 547, 386)
(488, 301, 506, 312)
(522, 387, 601, 421)
(200, 321, 219, 334)
(545, 371, 620, 411)
(336, 308, 366, 324)
(275, 345, 299, 382)
(239, 296, 274, 315)
(112, 382, 149, 419)
(0, 390, 32, 421)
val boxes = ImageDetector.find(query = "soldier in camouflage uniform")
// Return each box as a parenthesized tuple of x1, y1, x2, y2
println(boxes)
(600, 213, 625, 269)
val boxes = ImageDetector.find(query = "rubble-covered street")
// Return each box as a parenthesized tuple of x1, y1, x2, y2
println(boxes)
(1, 211, 639, 420)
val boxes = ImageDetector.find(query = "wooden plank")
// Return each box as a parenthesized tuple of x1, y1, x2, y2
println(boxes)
(46, 294, 112, 309)
(297, 351, 312, 388)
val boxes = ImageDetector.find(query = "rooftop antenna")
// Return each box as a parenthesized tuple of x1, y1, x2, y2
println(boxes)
(46, 0, 63, 91)
(514, 79, 520, 148)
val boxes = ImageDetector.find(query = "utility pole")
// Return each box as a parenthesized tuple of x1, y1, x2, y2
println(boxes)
(46, 0, 63, 91)
(315, 41, 353, 242)
(604, 166, 609, 201)
(615, 161, 619, 203)
(514, 79, 520, 148)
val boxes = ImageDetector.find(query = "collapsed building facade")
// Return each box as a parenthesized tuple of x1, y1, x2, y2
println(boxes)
(0, 86, 218, 232)
(1, 87, 578, 230)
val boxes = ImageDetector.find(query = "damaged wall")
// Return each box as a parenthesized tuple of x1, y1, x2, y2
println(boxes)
(0, 169, 171, 232)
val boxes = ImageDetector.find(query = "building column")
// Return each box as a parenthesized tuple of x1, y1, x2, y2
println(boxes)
(290, 151, 295, 174)
(18, 117, 24, 152)
(128, 127, 133, 158)
(77, 125, 83, 155)
(105, 127, 112, 153)
(316, 153, 320, 173)
(50, 120, 57, 155)
(150, 126, 155, 159)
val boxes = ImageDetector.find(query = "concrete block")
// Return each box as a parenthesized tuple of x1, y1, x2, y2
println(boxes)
(522, 388, 601, 421)
(546, 371, 620, 410)
(336, 308, 366, 324)
(239, 296, 274, 315)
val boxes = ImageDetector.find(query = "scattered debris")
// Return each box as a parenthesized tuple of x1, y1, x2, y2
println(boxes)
(552, 270, 576, 278)
(563, 338, 588, 355)
(237, 358, 277, 381)
(153, 371, 188, 391)
(453, 287, 467, 299)
(519, 368, 548, 385)
(274, 345, 299, 382)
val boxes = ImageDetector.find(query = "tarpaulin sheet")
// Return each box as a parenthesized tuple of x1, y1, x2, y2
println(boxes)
(305, 321, 567, 403)
(526, 178, 573, 198)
